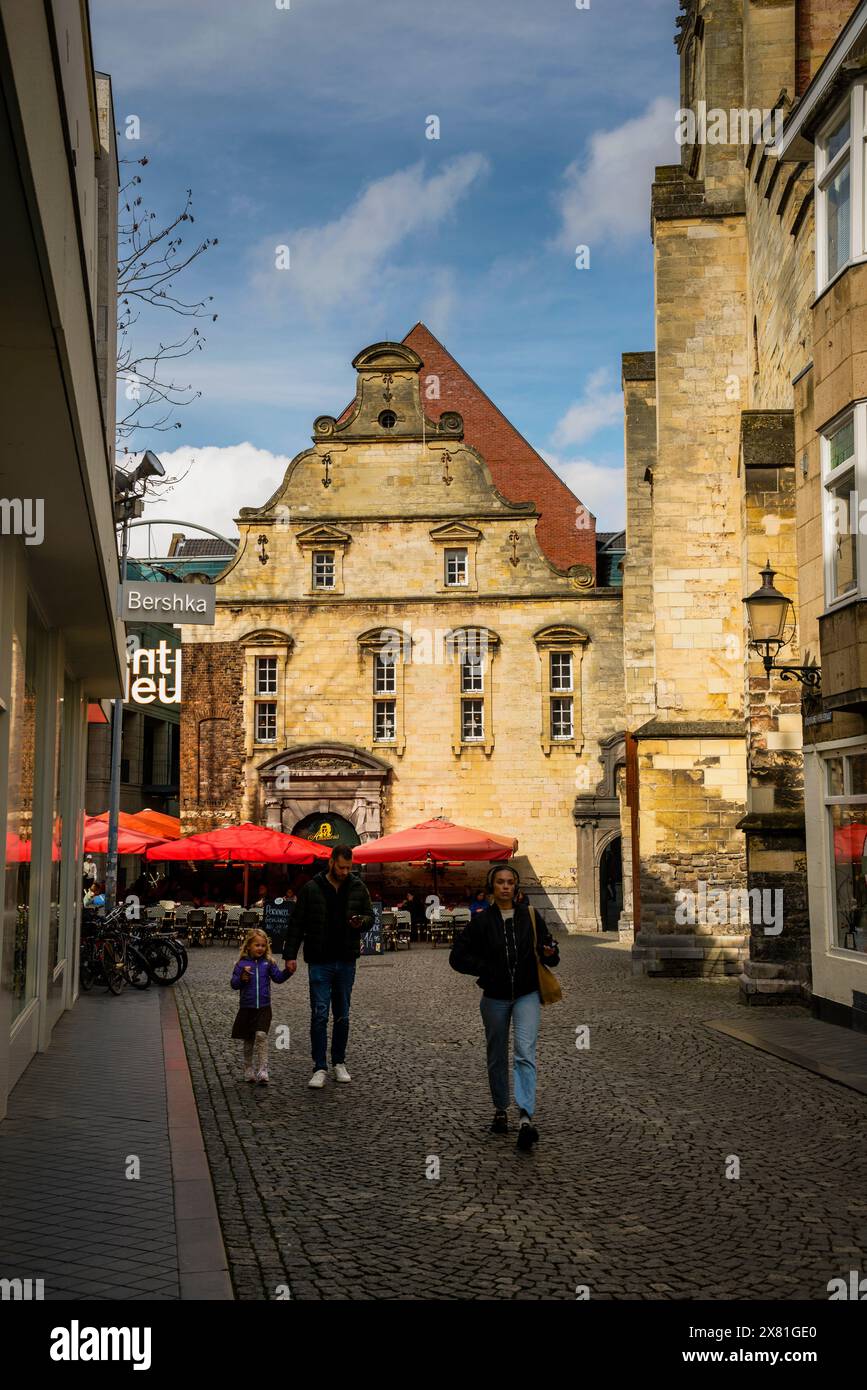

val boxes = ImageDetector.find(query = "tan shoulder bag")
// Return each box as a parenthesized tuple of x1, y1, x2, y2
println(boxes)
(529, 905, 563, 1006)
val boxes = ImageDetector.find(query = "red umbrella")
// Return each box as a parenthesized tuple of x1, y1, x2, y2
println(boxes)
(83, 817, 163, 855)
(90, 809, 182, 840)
(834, 821, 867, 862)
(352, 817, 517, 864)
(144, 822, 332, 864)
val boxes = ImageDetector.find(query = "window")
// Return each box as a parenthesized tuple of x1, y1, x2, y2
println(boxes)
(550, 652, 573, 692)
(313, 550, 335, 590)
(445, 548, 468, 587)
(461, 698, 484, 742)
(822, 405, 867, 607)
(551, 697, 574, 741)
(824, 747, 867, 953)
(373, 652, 396, 695)
(816, 84, 866, 293)
(461, 656, 484, 693)
(374, 700, 396, 742)
(255, 702, 277, 743)
(255, 656, 277, 695)
(379, 410, 396, 429)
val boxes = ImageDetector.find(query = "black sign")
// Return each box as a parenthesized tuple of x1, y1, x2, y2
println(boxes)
(263, 897, 292, 950)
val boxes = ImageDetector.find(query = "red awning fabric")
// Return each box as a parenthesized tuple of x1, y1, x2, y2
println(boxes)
(351, 818, 517, 864)
(90, 809, 182, 840)
(83, 816, 163, 855)
(834, 822, 867, 863)
(145, 822, 333, 864)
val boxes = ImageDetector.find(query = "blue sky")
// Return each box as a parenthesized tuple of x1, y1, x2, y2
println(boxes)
(91, 0, 681, 549)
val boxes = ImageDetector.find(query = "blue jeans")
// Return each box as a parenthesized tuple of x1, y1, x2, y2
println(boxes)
(308, 961, 356, 1071)
(479, 990, 541, 1117)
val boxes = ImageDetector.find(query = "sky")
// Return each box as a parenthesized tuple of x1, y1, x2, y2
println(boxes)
(91, 0, 681, 552)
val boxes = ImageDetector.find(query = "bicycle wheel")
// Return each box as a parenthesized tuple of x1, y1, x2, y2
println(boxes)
(125, 944, 153, 990)
(79, 953, 94, 991)
(170, 938, 189, 979)
(102, 938, 127, 994)
(141, 936, 183, 985)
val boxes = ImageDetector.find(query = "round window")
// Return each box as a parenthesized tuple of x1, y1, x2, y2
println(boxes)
(379, 410, 396, 429)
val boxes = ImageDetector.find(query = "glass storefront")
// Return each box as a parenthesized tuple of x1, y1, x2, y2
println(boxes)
(3, 608, 40, 1020)
(826, 747, 867, 953)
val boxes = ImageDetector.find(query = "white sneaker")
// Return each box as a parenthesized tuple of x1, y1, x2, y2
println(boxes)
(308, 1069, 328, 1088)
(257, 1069, 269, 1085)
(333, 1063, 351, 1084)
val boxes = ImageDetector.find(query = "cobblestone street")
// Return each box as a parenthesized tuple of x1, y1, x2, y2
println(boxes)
(177, 936, 867, 1301)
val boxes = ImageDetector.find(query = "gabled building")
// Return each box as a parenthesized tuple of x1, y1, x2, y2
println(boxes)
(180, 332, 625, 930)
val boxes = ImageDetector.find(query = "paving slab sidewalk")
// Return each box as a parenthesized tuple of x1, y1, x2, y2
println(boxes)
(0, 985, 232, 1301)
(705, 1014, 867, 1096)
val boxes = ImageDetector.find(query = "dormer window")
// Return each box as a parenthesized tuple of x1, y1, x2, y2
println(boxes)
(312, 550, 335, 590)
(445, 548, 468, 587)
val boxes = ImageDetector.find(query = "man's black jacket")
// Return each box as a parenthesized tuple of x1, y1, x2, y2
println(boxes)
(282, 869, 373, 964)
(449, 900, 559, 1000)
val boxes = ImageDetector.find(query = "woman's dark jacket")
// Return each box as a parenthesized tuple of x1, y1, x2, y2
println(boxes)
(449, 901, 559, 1001)
(282, 870, 373, 964)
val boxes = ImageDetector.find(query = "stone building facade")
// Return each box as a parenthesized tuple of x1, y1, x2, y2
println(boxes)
(777, 0, 867, 1028)
(620, 0, 854, 995)
(180, 333, 625, 931)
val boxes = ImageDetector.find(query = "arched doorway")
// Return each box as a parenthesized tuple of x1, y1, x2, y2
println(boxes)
(293, 812, 359, 850)
(599, 835, 623, 931)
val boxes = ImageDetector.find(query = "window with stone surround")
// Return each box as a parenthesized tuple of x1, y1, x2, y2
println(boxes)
(358, 628, 406, 754)
(448, 628, 499, 755)
(242, 629, 294, 753)
(255, 702, 277, 744)
(816, 83, 866, 293)
(430, 522, 481, 595)
(312, 550, 335, 590)
(255, 656, 277, 695)
(824, 746, 867, 954)
(822, 405, 867, 608)
(445, 548, 468, 587)
(534, 625, 587, 754)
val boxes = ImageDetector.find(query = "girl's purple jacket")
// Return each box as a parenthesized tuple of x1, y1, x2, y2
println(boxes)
(230, 957, 291, 1009)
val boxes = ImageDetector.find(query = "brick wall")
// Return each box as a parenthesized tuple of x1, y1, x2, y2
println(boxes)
(796, 0, 857, 95)
(180, 642, 245, 833)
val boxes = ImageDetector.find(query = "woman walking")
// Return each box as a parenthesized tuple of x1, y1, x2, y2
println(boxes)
(449, 864, 560, 1152)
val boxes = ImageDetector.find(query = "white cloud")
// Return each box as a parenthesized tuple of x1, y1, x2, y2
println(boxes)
(253, 155, 489, 316)
(554, 95, 677, 248)
(126, 443, 293, 557)
(552, 368, 623, 447)
(542, 454, 625, 531)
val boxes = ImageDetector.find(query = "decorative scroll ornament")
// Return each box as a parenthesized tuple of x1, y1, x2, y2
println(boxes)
(508, 530, 520, 567)
(321, 453, 332, 489)
(257, 534, 269, 566)
(441, 450, 453, 486)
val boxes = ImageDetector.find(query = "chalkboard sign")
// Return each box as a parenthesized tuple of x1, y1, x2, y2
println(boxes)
(361, 901, 383, 956)
(263, 897, 292, 953)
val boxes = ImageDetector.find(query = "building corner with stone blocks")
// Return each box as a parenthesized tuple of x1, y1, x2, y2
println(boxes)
(179, 330, 627, 935)
(619, 0, 860, 1003)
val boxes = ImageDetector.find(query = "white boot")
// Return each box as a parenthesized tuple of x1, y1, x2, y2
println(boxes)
(254, 1031, 269, 1083)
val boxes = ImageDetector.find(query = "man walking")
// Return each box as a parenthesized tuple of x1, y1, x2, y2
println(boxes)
(282, 844, 372, 1088)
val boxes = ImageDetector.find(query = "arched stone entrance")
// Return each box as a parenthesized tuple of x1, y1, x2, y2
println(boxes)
(572, 732, 625, 932)
(598, 834, 623, 931)
(257, 743, 392, 844)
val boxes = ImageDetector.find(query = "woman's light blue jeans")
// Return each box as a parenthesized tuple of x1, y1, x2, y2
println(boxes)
(479, 990, 541, 1117)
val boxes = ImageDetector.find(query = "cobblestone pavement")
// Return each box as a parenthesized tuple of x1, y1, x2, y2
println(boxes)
(176, 936, 867, 1301)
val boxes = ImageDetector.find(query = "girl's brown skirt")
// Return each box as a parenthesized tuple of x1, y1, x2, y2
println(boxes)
(231, 1006, 272, 1040)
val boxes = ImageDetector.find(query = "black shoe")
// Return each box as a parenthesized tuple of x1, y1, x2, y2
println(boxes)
(516, 1122, 539, 1153)
(489, 1110, 509, 1134)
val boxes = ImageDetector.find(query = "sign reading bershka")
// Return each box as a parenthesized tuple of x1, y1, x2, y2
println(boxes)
(122, 579, 215, 625)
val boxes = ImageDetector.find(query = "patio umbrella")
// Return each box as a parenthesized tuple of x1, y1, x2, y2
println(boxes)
(83, 817, 164, 856)
(144, 822, 332, 864)
(144, 823, 331, 906)
(834, 822, 867, 862)
(89, 809, 182, 840)
(352, 817, 517, 894)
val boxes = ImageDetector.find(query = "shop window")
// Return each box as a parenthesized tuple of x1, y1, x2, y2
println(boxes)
(825, 746, 867, 953)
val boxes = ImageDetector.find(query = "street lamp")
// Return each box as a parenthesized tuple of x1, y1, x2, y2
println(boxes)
(104, 452, 165, 910)
(743, 561, 821, 689)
